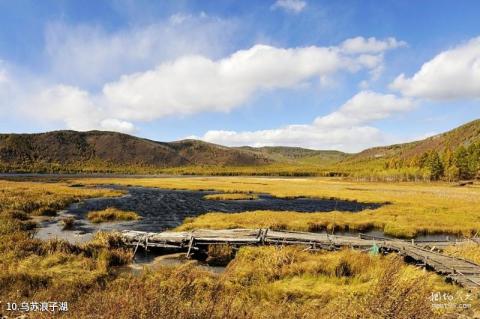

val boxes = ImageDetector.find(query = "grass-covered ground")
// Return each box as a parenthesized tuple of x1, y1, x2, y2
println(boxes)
(79, 177, 480, 238)
(204, 193, 259, 200)
(87, 207, 141, 223)
(0, 179, 122, 216)
(1, 177, 479, 318)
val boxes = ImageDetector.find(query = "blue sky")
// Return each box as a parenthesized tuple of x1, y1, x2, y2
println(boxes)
(0, 0, 479, 152)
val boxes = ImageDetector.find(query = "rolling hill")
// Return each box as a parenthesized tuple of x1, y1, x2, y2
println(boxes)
(342, 119, 480, 164)
(237, 146, 349, 165)
(0, 119, 479, 178)
(0, 131, 272, 169)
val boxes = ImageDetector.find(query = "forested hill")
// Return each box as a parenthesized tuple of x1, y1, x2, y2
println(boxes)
(0, 130, 346, 173)
(337, 119, 480, 181)
(0, 131, 272, 170)
(0, 119, 479, 180)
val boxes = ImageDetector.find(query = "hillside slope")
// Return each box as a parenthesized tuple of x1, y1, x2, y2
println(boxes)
(344, 119, 480, 164)
(237, 146, 349, 165)
(0, 131, 272, 170)
(0, 119, 478, 178)
(334, 119, 480, 181)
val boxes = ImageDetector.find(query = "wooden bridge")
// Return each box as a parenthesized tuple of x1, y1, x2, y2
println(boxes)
(121, 228, 480, 290)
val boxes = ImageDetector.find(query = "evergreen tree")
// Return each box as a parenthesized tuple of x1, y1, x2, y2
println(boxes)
(419, 152, 429, 168)
(467, 143, 480, 179)
(427, 151, 444, 180)
(453, 146, 471, 179)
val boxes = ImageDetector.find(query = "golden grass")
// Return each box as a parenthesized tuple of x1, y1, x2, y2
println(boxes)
(204, 193, 259, 200)
(444, 241, 480, 264)
(77, 177, 480, 238)
(0, 179, 131, 301)
(41, 247, 468, 319)
(87, 207, 141, 223)
(0, 177, 477, 318)
(60, 216, 75, 230)
(0, 180, 122, 216)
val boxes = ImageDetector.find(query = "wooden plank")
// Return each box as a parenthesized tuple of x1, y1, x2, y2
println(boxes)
(120, 228, 480, 289)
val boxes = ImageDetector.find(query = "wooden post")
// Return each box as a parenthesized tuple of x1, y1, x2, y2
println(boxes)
(186, 236, 195, 259)
(133, 234, 146, 258)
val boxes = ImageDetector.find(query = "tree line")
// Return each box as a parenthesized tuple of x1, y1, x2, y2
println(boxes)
(385, 143, 480, 181)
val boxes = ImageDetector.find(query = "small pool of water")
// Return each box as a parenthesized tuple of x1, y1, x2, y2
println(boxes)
(116, 252, 226, 276)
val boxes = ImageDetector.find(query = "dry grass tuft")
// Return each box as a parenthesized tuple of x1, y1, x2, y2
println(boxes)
(444, 241, 480, 264)
(87, 207, 141, 223)
(60, 216, 76, 230)
(204, 193, 259, 200)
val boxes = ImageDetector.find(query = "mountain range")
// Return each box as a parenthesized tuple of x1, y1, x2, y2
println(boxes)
(0, 119, 479, 175)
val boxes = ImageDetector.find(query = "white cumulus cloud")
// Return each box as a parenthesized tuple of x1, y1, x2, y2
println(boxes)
(193, 91, 414, 152)
(390, 36, 480, 100)
(4, 35, 405, 136)
(102, 44, 351, 120)
(100, 41, 399, 122)
(21, 85, 136, 134)
(313, 91, 415, 128)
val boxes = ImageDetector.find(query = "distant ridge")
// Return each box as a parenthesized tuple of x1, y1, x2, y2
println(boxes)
(343, 119, 480, 164)
(0, 119, 479, 176)
(0, 130, 271, 168)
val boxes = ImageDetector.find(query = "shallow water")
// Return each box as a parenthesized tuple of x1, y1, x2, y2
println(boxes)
(33, 185, 380, 243)
(123, 252, 226, 275)
(70, 186, 381, 230)
(33, 185, 460, 243)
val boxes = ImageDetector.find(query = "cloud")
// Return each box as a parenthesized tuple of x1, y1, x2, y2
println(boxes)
(272, 0, 307, 13)
(4, 35, 404, 135)
(340, 37, 407, 86)
(198, 126, 384, 152)
(0, 67, 8, 83)
(313, 91, 415, 127)
(341, 37, 406, 54)
(99, 119, 136, 133)
(390, 36, 480, 100)
(100, 39, 402, 122)
(21, 85, 135, 133)
(44, 14, 236, 87)
(0, 62, 16, 112)
(193, 91, 414, 152)
(102, 44, 362, 121)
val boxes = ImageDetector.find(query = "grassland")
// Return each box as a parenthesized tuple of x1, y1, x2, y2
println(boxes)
(77, 177, 480, 238)
(66, 247, 466, 319)
(1, 178, 479, 317)
(0, 180, 122, 216)
(0, 180, 133, 315)
(87, 207, 141, 223)
(444, 242, 480, 264)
